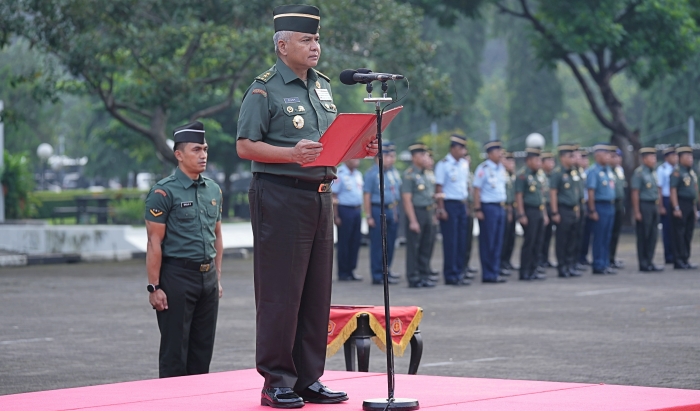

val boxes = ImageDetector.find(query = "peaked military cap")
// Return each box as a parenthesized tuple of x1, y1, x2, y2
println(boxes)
(273, 4, 320, 34)
(173, 121, 205, 144)
(663, 146, 677, 156)
(483, 140, 502, 152)
(504, 151, 514, 159)
(408, 142, 428, 154)
(579, 149, 589, 157)
(541, 151, 554, 159)
(449, 134, 467, 147)
(557, 143, 576, 154)
(525, 147, 541, 158)
(639, 147, 656, 156)
(612, 147, 622, 155)
(382, 140, 396, 153)
(592, 143, 611, 152)
(676, 145, 693, 154)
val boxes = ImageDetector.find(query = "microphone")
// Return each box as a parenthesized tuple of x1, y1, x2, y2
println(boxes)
(339, 69, 405, 85)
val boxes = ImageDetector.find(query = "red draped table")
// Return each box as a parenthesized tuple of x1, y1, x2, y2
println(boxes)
(327, 305, 423, 374)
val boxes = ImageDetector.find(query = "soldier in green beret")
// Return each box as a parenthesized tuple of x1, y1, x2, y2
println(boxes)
(630, 147, 663, 272)
(144, 121, 224, 378)
(402, 143, 437, 288)
(670, 146, 698, 270)
(236, 4, 373, 407)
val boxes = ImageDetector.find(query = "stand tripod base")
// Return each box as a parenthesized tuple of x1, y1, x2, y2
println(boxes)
(363, 398, 419, 411)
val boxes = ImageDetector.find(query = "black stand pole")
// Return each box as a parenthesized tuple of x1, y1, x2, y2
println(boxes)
(362, 81, 419, 411)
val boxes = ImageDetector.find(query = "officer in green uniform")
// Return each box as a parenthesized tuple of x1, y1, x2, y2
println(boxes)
(144, 121, 224, 378)
(608, 148, 626, 269)
(236, 5, 372, 408)
(500, 152, 517, 272)
(630, 147, 663, 272)
(402, 142, 437, 288)
(515, 147, 548, 281)
(539, 152, 555, 269)
(549, 144, 582, 278)
(573, 147, 589, 270)
(670, 146, 698, 270)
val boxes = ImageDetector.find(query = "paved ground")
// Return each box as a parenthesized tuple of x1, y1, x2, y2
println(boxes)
(1, 232, 699, 396)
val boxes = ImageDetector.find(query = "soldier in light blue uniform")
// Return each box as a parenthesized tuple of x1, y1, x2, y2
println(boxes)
(435, 135, 470, 286)
(472, 140, 508, 283)
(363, 141, 402, 285)
(587, 144, 618, 274)
(333, 159, 364, 281)
(656, 146, 678, 264)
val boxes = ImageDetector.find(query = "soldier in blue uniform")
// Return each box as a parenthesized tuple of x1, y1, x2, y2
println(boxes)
(473, 141, 508, 283)
(333, 159, 364, 281)
(656, 146, 678, 265)
(364, 141, 402, 284)
(587, 144, 618, 274)
(435, 135, 471, 286)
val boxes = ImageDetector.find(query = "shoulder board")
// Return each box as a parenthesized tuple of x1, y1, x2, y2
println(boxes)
(255, 68, 277, 83)
(155, 175, 176, 186)
(314, 69, 330, 82)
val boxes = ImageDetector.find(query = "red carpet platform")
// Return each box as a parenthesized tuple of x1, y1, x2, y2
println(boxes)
(2, 369, 700, 411)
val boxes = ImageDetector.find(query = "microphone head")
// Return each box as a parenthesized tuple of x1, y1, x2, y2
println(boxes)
(339, 69, 358, 85)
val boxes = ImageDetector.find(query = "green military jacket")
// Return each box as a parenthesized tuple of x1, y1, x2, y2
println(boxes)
(612, 166, 626, 199)
(144, 168, 222, 261)
(236, 58, 338, 181)
(401, 166, 436, 208)
(670, 165, 698, 202)
(541, 170, 551, 204)
(549, 165, 581, 207)
(577, 166, 587, 204)
(630, 165, 658, 202)
(505, 171, 516, 207)
(515, 167, 545, 208)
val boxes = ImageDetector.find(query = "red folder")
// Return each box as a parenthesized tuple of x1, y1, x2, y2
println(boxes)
(302, 106, 403, 167)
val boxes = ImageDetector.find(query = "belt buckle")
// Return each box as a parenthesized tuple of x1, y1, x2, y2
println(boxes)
(200, 263, 210, 272)
(318, 183, 331, 193)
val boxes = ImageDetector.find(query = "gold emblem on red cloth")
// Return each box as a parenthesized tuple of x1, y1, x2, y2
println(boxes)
(391, 318, 403, 335)
(327, 320, 336, 335)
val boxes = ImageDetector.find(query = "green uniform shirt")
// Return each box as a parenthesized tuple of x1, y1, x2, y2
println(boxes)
(236, 58, 337, 181)
(541, 171, 551, 204)
(401, 166, 436, 207)
(670, 165, 698, 202)
(630, 165, 658, 202)
(577, 167, 586, 203)
(612, 166, 626, 199)
(515, 167, 545, 207)
(549, 166, 581, 207)
(144, 168, 222, 261)
(505, 171, 515, 206)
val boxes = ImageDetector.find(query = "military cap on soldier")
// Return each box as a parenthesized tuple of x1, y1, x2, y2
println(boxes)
(557, 143, 576, 154)
(408, 142, 428, 154)
(579, 149, 588, 157)
(173, 121, 205, 144)
(612, 147, 622, 155)
(449, 134, 467, 148)
(504, 151, 514, 159)
(676, 145, 693, 155)
(663, 146, 676, 156)
(592, 143, 611, 152)
(273, 4, 320, 34)
(525, 147, 541, 158)
(639, 147, 656, 157)
(541, 151, 554, 159)
(382, 140, 396, 153)
(483, 140, 502, 152)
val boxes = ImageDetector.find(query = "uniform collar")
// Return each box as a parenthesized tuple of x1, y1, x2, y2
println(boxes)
(276, 58, 318, 85)
(485, 159, 500, 169)
(175, 167, 205, 189)
(445, 154, 463, 164)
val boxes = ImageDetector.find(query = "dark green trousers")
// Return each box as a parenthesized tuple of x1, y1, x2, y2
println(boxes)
(405, 206, 436, 284)
(520, 206, 544, 278)
(636, 201, 659, 269)
(157, 263, 219, 378)
(554, 205, 579, 274)
(672, 198, 696, 264)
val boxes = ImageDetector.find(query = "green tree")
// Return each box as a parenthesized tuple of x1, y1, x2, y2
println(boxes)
(2, 151, 37, 219)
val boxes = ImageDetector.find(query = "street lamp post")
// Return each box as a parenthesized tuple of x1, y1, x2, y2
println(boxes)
(37, 143, 54, 190)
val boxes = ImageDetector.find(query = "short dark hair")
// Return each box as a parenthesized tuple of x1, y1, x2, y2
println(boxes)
(173, 142, 187, 153)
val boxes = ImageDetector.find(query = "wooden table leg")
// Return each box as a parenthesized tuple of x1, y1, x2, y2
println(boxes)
(408, 329, 423, 375)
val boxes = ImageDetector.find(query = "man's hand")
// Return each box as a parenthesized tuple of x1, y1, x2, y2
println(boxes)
(409, 221, 421, 233)
(218, 281, 224, 299)
(659, 205, 667, 216)
(673, 209, 682, 218)
(519, 215, 528, 226)
(543, 214, 550, 226)
(149, 289, 168, 311)
(367, 216, 376, 228)
(475, 211, 485, 221)
(552, 214, 561, 224)
(634, 211, 642, 221)
(366, 138, 379, 157)
(436, 208, 448, 221)
(589, 211, 599, 221)
(292, 139, 323, 165)
(334, 216, 342, 226)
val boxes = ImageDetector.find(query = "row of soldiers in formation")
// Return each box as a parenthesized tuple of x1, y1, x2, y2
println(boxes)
(332, 135, 699, 288)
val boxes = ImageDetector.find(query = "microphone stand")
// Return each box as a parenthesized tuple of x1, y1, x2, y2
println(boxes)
(362, 81, 419, 411)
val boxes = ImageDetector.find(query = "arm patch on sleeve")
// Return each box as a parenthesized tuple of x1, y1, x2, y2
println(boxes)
(154, 189, 167, 197)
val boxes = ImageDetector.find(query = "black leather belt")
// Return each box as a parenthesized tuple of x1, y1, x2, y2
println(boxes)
(482, 202, 506, 207)
(163, 257, 212, 272)
(339, 204, 362, 209)
(256, 172, 332, 193)
(525, 204, 545, 211)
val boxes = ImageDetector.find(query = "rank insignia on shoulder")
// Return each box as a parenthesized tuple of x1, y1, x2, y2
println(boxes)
(252, 89, 268, 98)
(181, 202, 193, 208)
(154, 189, 167, 197)
(150, 208, 163, 217)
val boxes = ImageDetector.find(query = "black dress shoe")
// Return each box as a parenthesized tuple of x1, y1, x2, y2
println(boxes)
(428, 273, 440, 282)
(261, 387, 304, 408)
(687, 262, 698, 269)
(536, 267, 546, 274)
(389, 272, 401, 279)
(604, 268, 617, 275)
(296, 381, 348, 404)
(568, 269, 582, 277)
(592, 269, 606, 274)
(641, 264, 664, 272)
(609, 260, 624, 269)
(408, 279, 436, 288)
(468, 266, 478, 273)
(500, 268, 511, 276)
(445, 278, 471, 286)
(558, 271, 570, 278)
(338, 274, 363, 281)
(372, 277, 399, 285)
(579, 259, 591, 266)
(483, 276, 507, 283)
(503, 262, 514, 270)
(464, 272, 476, 279)
(531, 273, 547, 280)
(542, 261, 556, 268)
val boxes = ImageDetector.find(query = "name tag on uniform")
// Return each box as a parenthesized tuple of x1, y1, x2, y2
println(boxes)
(181, 202, 193, 208)
(284, 97, 301, 104)
(315, 88, 332, 101)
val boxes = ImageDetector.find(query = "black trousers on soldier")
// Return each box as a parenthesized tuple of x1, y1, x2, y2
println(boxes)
(405, 207, 436, 284)
(249, 176, 333, 390)
(465, 211, 474, 268)
(540, 203, 554, 265)
(572, 204, 586, 264)
(555, 205, 578, 274)
(672, 198, 696, 265)
(157, 263, 219, 378)
(609, 198, 625, 263)
(520, 206, 544, 278)
(636, 201, 659, 269)
(501, 213, 516, 268)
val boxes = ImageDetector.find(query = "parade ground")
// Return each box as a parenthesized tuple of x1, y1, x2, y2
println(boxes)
(1, 232, 699, 398)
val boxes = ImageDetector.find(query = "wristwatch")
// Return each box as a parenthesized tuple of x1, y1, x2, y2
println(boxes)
(147, 284, 161, 293)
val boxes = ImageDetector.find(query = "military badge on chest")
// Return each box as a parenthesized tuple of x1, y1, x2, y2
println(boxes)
(293, 115, 304, 129)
